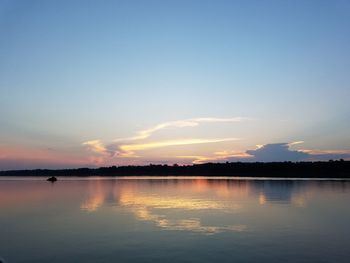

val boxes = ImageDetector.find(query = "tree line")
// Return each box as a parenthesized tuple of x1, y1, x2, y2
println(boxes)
(1, 160, 349, 178)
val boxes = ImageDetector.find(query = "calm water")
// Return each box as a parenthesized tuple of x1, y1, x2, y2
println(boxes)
(1, 177, 350, 263)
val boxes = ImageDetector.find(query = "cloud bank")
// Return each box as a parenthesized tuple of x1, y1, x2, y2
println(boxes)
(245, 143, 350, 162)
(246, 143, 309, 162)
(185, 143, 350, 164)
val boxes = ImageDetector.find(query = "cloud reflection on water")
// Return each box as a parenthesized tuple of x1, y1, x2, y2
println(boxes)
(118, 190, 244, 234)
(80, 179, 105, 212)
(130, 205, 247, 235)
(78, 178, 350, 234)
(80, 178, 251, 234)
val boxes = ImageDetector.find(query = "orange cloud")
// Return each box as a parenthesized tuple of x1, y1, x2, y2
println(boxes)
(82, 140, 108, 155)
(82, 116, 247, 163)
(120, 138, 239, 152)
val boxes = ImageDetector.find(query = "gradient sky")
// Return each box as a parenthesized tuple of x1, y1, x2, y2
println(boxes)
(1, 0, 350, 170)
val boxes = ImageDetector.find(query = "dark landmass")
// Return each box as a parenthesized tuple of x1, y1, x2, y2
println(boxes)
(1, 160, 350, 178)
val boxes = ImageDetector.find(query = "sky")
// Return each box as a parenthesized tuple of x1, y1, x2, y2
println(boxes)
(0, 0, 350, 170)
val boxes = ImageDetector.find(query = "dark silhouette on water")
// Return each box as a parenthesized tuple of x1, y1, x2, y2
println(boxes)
(47, 176, 57, 182)
(1, 160, 349, 178)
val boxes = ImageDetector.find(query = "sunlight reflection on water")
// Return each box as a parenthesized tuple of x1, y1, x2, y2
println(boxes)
(1, 177, 350, 263)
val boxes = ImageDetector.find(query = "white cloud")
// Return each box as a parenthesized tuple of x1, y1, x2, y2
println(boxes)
(83, 117, 247, 161)
(113, 117, 247, 142)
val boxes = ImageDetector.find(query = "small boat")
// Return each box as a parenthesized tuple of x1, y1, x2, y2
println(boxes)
(47, 176, 57, 182)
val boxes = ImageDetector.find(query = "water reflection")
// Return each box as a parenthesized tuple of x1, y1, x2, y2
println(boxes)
(119, 190, 245, 234)
(253, 181, 295, 203)
(1, 177, 350, 263)
(127, 205, 247, 234)
(80, 179, 105, 212)
(78, 179, 247, 234)
(77, 178, 350, 234)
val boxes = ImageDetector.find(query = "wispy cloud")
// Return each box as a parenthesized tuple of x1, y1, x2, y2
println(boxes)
(120, 138, 239, 152)
(83, 117, 247, 161)
(82, 140, 107, 155)
(114, 117, 247, 142)
(288, 141, 304, 146)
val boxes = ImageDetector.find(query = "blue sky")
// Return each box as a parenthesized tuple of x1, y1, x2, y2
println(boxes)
(0, 0, 350, 169)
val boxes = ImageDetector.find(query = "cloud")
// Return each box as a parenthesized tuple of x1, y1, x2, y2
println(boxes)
(246, 143, 350, 162)
(178, 151, 251, 164)
(87, 137, 240, 159)
(301, 149, 350, 161)
(82, 140, 107, 155)
(301, 149, 350, 155)
(181, 143, 309, 164)
(246, 143, 309, 162)
(113, 117, 247, 142)
(82, 115, 349, 165)
(185, 143, 350, 164)
(120, 138, 239, 152)
(83, 117, 246, 160)
(288, 141, 304, 146)
(119, 192, 246, 234)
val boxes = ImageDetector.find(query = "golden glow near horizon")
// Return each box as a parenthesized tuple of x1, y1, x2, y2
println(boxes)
(3, 116, 347, 168)
(120, 138, 239, 152)
(81, 117, 249, 164)
(178, 151, 252, 164)
(78, 117, 350, 166)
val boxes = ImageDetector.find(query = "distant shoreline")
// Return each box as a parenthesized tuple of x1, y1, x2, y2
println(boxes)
(1, 161, 349, 178)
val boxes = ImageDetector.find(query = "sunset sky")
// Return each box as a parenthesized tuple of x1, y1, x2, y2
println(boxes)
(1, 0, 350, 170)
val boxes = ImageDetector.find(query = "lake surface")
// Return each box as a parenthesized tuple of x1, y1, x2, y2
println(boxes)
(1, 177, 350, 263)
